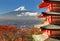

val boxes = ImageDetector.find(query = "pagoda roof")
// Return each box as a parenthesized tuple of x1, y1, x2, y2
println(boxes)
(42, 12, 60, 16)
(41, 24, 60, 30)
(38, 0, 60, 8)
(44, 0, 60, 2)
(38, 2, 49, 8)
(37, 12, 60, 18)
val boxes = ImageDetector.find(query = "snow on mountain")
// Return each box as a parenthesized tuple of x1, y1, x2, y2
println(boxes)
(14, 6, 26, 11)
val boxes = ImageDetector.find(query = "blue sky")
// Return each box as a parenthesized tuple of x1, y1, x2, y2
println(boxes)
(0, 0, 45, 14)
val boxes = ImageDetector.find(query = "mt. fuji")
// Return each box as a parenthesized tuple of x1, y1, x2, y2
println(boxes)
(0, 6, 41, 27)
(1, 6, 39, 16)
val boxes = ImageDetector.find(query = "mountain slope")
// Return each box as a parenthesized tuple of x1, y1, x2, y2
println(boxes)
(1, 6, 39, 16)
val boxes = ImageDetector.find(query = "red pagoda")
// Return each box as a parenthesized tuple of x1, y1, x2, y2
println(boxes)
(38, 0, 60, 37)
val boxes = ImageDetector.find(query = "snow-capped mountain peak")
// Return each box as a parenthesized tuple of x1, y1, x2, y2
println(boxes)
(3, 6, 39, 16)
(14, 6, 26, 11)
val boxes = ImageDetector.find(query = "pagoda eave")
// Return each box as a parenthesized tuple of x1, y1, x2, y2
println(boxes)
(42, 12, 60, 16)
(38, 2, 60, 8)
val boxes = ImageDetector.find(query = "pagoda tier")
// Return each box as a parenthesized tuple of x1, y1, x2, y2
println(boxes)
(38, 0, 60, 8)
(46, 3, 60, 12)
(37, 12, 60, 24)
(38, 0, 60, 12)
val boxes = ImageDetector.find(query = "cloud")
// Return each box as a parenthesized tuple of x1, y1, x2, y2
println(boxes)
(17, 14, 22, 16)
(25, 12, 38, 16)
(17, 12, 38, 16)
(14, 6, 26, 11)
